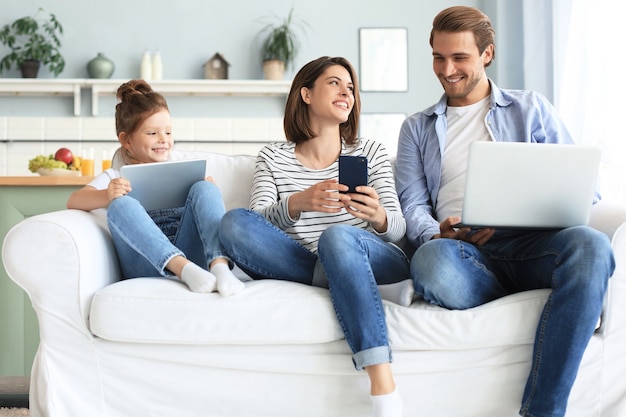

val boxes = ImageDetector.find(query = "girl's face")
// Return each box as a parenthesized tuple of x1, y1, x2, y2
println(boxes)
(301, 64, 355, 125)
(120, 109, 172, 164)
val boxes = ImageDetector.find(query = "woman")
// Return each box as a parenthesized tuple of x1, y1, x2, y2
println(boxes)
(67, 79, 244, 296)
(220, 56, 410, 417)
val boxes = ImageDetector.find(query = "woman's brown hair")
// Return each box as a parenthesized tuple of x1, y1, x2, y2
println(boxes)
(283, 56, 361, 145)
(430, 6, 496, 67)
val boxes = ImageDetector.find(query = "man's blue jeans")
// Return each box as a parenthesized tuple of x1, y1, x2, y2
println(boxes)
(219, 208, 411, 370)
(410, 226, 615, 417)
(107, 180, 230, 278)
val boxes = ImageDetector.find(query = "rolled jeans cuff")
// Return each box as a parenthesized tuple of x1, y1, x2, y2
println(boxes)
(352, 345, 393, 371)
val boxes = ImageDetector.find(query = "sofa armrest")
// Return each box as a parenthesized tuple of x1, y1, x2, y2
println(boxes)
(586, 199, 626, 413)
(589, 199, 626, 240)
(587, 199, 626, 335)
(2, 209, 121, 336)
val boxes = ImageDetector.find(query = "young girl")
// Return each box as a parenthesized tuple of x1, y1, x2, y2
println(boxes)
(67, 79, 244, 296)
(219, 57, 411, 417)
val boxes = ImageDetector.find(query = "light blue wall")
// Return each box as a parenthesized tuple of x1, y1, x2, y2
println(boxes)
(0, 0, 525, 118)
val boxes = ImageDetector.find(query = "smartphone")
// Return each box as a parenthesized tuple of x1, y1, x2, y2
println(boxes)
(339, 155, 368, 193)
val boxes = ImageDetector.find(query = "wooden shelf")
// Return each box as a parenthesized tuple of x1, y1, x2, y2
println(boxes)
(0, 78, 292, 116)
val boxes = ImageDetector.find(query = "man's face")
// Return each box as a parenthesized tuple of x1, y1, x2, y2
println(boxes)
(432, 30, 493, 106)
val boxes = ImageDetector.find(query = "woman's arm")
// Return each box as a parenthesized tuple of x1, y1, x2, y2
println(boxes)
(249, 148, 301, 231)
(365, 140, 406, 243)
(252, 145, 349, 226)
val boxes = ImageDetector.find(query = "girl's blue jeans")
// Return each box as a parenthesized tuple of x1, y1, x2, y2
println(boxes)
(107, 180, 230, 278)
(219, 208, 410, 370)
(410, 226, 615, 417)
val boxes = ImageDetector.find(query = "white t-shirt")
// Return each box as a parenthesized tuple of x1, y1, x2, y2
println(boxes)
(436, 96, 491, 221)
(88, 169, 120, 190)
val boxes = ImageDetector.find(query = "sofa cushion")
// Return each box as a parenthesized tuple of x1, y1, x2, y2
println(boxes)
(90, 276, 550, 349)
(90, 278, 344, 344)
(387, 289, 549, 350)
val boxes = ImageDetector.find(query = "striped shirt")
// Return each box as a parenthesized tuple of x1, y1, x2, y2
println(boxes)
(251, 138, 406, 253)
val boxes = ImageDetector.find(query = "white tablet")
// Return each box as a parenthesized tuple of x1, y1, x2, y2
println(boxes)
(120, 159, 207, 211)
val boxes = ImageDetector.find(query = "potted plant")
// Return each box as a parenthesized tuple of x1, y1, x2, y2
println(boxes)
(256, 8, 309, 80)
(0, 8, 65, 78)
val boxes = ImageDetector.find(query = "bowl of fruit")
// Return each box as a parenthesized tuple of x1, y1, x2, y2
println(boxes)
(29, 148, 82, 176)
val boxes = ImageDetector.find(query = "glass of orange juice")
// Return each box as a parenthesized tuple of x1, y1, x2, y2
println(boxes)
(102, 149, 112, 171)
(81, 148, 94, 176)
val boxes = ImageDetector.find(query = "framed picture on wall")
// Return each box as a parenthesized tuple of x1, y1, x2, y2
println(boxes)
(360, 113, 406, 157)
(359, 28, 408, 92)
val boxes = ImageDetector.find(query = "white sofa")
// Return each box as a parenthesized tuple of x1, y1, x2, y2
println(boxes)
(3, 150, 626, 417)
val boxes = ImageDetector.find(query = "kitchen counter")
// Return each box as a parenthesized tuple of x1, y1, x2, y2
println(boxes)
(0, 175, 92, 376)
(0, 176, 92, 186)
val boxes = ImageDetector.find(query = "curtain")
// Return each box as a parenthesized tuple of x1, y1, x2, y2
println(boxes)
(551, 0, 626, 202)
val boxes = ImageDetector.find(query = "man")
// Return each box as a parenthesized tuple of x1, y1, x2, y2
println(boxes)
(394, 6, 615, 417)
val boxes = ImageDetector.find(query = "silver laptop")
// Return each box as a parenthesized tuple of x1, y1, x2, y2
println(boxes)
(120, 159, 207, 211)
(459, 141, 601, 229)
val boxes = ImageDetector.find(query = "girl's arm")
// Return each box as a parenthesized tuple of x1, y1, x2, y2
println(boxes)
(67, 175, 130, 211)
(67, 186, 112, 211)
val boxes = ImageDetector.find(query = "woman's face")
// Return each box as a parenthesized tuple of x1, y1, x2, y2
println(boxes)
(120, 109, 173, 164)
(301, 64, 355, 125)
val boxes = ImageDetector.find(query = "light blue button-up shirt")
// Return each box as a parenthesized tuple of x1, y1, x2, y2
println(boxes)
(395, 79, 585, 248)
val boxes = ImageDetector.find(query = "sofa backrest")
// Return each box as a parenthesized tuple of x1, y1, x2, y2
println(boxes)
(172, 150, 255, 211)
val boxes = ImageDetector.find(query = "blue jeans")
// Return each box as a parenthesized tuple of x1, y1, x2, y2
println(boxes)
(107, 180, 230, 278)
(220, 208, 411, 369)
(410, 226, 615, 417)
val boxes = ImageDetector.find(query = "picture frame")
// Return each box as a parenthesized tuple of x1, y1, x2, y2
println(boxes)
(360, 113, 406, 157)
(359, 28, 408, 92)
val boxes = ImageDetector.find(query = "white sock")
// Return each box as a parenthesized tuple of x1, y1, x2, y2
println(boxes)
(180, 263, 217, 293)
(211, 262, 245, 297)
(378, 279, 415, 307)
(371, 388, 403, 417)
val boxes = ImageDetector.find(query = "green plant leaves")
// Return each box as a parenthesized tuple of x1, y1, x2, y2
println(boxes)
(257, 7, 309, 70)
(0, 8, 65, 77)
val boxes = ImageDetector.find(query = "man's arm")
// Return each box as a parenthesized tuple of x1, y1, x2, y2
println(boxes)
(394, 117, 441, 248)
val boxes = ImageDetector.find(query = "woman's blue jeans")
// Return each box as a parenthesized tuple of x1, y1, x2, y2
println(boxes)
(410, 226, 615, 417)
(219, 208, 411, 370)
(107, 180, 230, 278)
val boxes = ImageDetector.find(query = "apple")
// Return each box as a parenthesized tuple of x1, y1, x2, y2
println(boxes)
(54, 148, 73, 165)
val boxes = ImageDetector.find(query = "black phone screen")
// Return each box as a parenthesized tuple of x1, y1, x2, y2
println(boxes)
(339, 155, 368, 193)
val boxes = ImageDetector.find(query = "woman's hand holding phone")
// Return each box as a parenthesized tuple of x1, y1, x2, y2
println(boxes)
(342, 185, 388, 233)
(288, 179, 348, 218)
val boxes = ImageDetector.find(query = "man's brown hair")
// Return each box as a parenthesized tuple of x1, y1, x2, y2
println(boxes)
(430, 6, 496, 66)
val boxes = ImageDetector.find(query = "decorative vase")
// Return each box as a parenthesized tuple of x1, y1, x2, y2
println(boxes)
(20, 60, 40, 78)
(87, 53, 115, 79)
